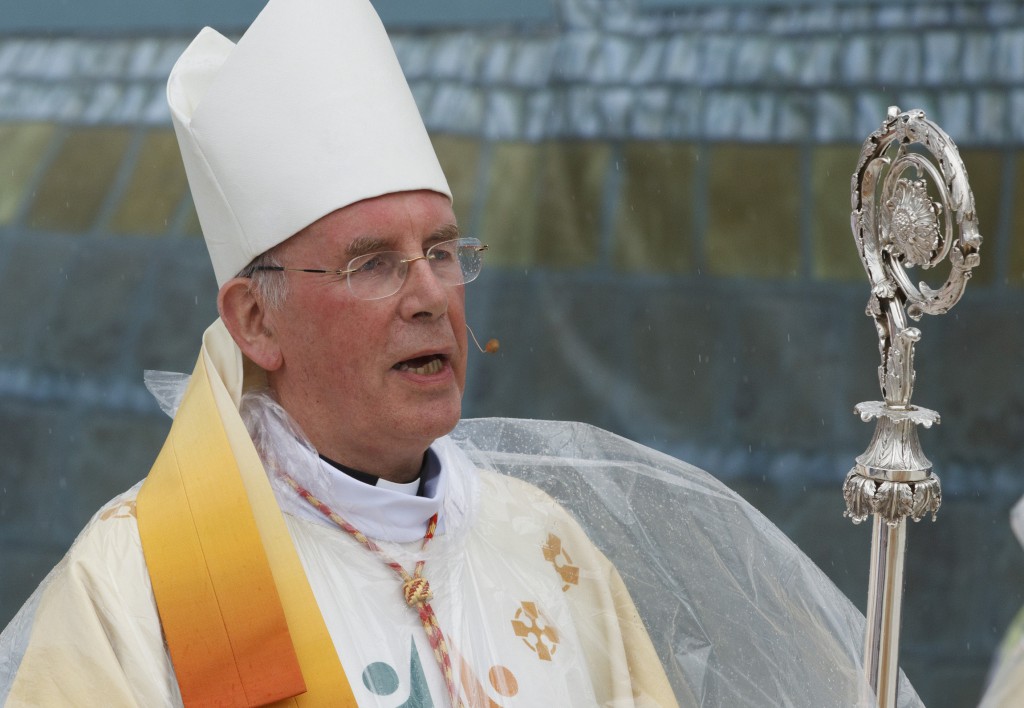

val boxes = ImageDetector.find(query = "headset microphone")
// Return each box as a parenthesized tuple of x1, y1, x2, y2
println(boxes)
(467, 324, 499, 354)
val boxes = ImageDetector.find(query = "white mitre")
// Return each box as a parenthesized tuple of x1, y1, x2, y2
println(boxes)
(167, 0, 452, 286)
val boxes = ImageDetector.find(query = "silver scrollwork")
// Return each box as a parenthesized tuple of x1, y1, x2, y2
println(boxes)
(844, 106, 981, 526)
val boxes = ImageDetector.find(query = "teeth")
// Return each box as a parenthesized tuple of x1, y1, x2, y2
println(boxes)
(397, 358, 444, 375)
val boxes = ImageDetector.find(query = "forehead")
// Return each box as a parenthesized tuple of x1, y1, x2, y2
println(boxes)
(282, 190, 457, 259)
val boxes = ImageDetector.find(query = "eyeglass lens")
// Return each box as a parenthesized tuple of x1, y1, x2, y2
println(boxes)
(346, 238, 484, 300)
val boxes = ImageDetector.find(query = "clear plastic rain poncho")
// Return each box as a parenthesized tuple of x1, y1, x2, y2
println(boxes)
(451, 417, 922, 707)
(0, 372, 922, 707)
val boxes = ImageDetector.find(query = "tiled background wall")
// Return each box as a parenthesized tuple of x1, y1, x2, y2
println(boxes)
(2, 2, 1024, 705)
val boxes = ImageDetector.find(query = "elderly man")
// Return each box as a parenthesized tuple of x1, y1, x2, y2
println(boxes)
(0, 0, 938, 705)
(0, 0, 675, 705)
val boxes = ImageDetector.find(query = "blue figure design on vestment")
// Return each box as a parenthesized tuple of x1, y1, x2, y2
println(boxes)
(361, 637, 434, 707)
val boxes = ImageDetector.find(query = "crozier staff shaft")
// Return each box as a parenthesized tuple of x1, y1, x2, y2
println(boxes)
(843, 106, 981, 707)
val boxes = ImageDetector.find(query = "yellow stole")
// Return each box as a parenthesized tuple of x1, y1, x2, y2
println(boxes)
(137, 322, 356, 707)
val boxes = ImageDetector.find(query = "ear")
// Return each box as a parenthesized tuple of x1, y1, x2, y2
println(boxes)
(218, 277, 284, 371)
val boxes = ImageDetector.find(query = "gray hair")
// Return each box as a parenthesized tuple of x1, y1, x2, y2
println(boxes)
(236, 250, 289, 310)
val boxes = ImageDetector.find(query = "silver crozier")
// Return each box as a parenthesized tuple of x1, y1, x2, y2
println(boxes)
(844, 106, 982, 707)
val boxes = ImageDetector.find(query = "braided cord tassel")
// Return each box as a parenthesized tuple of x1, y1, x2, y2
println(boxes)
(281, 474, 464, 707)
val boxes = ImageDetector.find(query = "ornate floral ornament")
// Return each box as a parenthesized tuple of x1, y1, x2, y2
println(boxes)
(882, 178, 942, 269)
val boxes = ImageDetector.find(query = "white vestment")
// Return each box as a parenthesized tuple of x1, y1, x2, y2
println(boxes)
(1, 325, 925, 707)
(242, 386, 674, 707)
(0, 442, 669, 707)
(0, 358, 674, 707)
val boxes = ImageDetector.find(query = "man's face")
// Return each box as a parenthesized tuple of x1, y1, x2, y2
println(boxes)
(262, 190, 467, 478)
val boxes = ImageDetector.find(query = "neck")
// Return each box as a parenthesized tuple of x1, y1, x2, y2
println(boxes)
(265, 376, 440, 483)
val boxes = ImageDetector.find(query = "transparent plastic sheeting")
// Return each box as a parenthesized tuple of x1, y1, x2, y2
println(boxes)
(1, 413, 923, 706)
(451, 418, 923, 708)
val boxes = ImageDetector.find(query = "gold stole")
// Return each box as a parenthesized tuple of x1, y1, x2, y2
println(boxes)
(137, 323, 356, 707)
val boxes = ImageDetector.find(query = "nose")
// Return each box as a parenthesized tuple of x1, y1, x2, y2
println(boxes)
(398, 257, 448, 320)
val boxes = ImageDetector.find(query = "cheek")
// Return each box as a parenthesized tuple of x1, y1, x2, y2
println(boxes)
(449, 288, 468, 332)
(453, 332, 469, 393)
(276, 299, 351, 375)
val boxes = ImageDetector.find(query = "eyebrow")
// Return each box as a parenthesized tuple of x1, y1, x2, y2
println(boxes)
(345, 236, 389, 259)
(428, 223, 461, 245)
(344, 223, 461, 259)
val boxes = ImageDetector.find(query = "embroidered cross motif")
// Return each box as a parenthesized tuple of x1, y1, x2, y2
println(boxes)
(511, 601, 560, 661)
(542, 533, 579, 592)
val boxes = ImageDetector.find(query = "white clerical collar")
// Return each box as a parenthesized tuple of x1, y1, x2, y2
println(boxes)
(318, 447, 443, 498)
(276, 444, 448, 543)
(376, 477, 421, 496)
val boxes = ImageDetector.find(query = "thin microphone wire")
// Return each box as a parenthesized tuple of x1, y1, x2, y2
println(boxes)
(466, 324, 499, 354)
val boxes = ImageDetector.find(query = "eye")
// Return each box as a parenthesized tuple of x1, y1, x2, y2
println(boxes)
(428, 242, 458, 262)
(353, 253, 391, 275)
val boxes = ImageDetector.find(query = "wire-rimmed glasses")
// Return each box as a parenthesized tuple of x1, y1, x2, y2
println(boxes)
(252, 237, 488, 301)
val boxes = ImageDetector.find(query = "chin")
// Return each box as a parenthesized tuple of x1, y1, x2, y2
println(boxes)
(414, 399, 462, 443)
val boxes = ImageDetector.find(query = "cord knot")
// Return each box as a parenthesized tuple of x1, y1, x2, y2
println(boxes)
(403, 576, 433, 607)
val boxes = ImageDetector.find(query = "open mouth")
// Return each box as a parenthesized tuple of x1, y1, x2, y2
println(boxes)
(394, 354, 446, 376)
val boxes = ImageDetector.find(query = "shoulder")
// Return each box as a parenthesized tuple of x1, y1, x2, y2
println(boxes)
(475, 467, 578, 523)
(473, 467, 611, 568)
(32, 483, 152, 609)
(476, 466, 557, 502)
(68, 483, 146, 565)
(2, 482, 179, 707)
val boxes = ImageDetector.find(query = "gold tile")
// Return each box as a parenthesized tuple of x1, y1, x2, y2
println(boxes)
(27, 127, 132, 233)
(431, 134, 480, 231)
(957, 149, 999, 287)
(0, 123, 56, 226)
(811, 145, 863, 281)
(110, 129, 187, 235)
(479, 142, 542, 268)
(535, 141, 610, 268)
(614, 141, 697, 273)
(707, 144, 800, 279)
